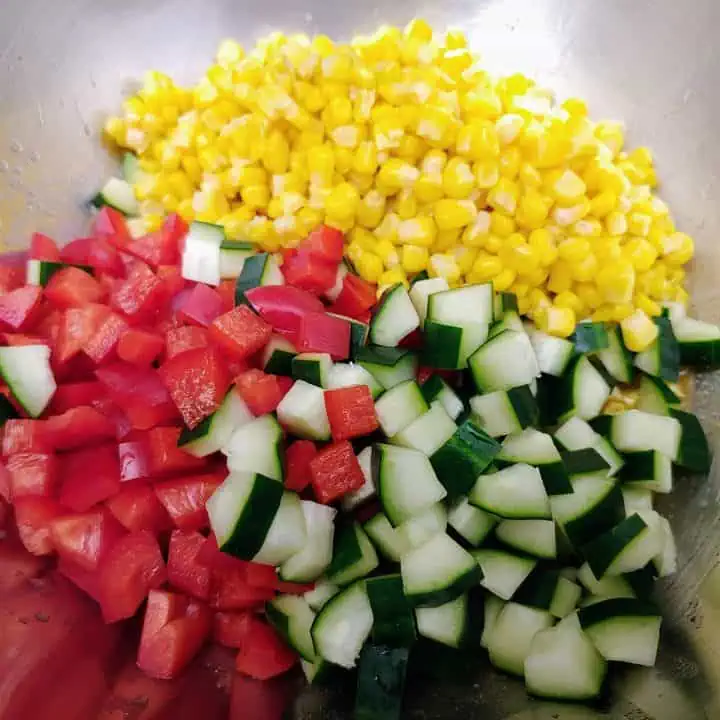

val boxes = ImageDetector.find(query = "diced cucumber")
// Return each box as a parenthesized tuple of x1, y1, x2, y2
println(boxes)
(0, 345, 56, 418)
(430, 419, 501, 498)
(634, 314, 680, 382)
(341, 447, 376, 511)
(219, 240, 254, 279)
(279, 501, 336, 583)
(327, 362, 383, 399)
(552, 355, 611, 422)
(373, 443, 447, 526)
(254, 490, 307, 565)
(524, 613, 607, 701)
(494, 291, 519, 317)
(577, 563, 636, 600)
(672, 315, 720, 369)
(235, 252, 283, 303)
(618, 450, 673, 493)
(635, 373, 681, 416)
(487, 602, 553, 676)
(291, 352, 333, 388)
(653, 515, 678, 578)
(578, 597, 661, 666)
(356, 345, 418, 390)
(561, 448, 611, 477)
(326, 313, 369, 359)
(481, 594, 505, 648)
(276, 380, 331, 441)
(671, 408, 711, 473)
(395, 503, 447, 550)
(224, 414, 284, 480)
(416, 593, 468, 649)
(529, 331, 575, 377)
(549, 577, 583, 619)
(121, 152, 141, 183)
(401, 532, 480, 607)
(181, 221, 224, 286)
(420, 375, 463, 420)
(355, 644, 409, 720)
(409, 277, 449, 326)
(326, 522, 379, 586)
(469, 385, 538, 438)
(366, 574, 417, 647)
(554, 416, 624, 477)
(392, 401, 457, 457)
(471, 548, 537, 600)
(370, 284, 420, 347)
(179, 390, 253, 457)
(90, 177, 139, 216)
(496, 519, 557, 559)
(596, 325, 634, 384)
(469, 330, 539, 393)
(573, 321, 609, 354)
(304, 581, 340, 612)
(262, 335, 297, 376)
(488, 310, 524, 339)
(447, 496, 497, 547)
(363, 512, 411, 562)
(470, 464, 551, 519)
(374, 380, 428, 437)
(607, 410, 681, 462)
(422, 320, 489, 370)
(266, 595, 317, 662)
(311, 580, 373, 669)
(426, 283, 494, 327)
(622, 487, 653, 514)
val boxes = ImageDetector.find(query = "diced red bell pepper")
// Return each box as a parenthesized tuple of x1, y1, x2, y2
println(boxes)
(0, 252, 27, 294)
(328, 273, 377, 319)
(196, 533, 248, 573)
(54, 303, 110, 366)
(165, 325, 209, 360)
(105, 483, 173, 534)
(47, 381, 104, 414)
(118, 437, 152, 483)
(35, 307, 63, 349)
(296, 311, 350, 360)
(0, 459, 10, 502)
(50, 508, 125, 571)
(0, 285, 43, 331)
(2, 418, 49, 455)
(157, 264, 187, 298)
(399, 327, 423, 350)
(244, 561, 279, 589)
(244, 285, 324, 337)
(125, 228, 180, 269)
(234, 369, 291, 416)
(159, 347, 229, 429)
(96, 361, 179, 430)
(60, 237, 92, 266)
(234, 616, 297, 680)
(63, 236, 126, 276)
(137, 589, 212, 680)
(284, 440, 317, 492)
(57, 557, 103, 601)
(154, 472, 224, 531)
(209, 305, 272, 361)
(275, 579, 315, 595)
(111, 262, 165, 322)
(44, 406, 116, 450)
(99, 530, 167, 623)
(324, 385, 379, 441)
(83, 311, 129, 365)
(300, 225, 345, 265)
(309, 440, 366, 504)
(281, 253, 338, 296)
(13, 496, 64, 555)
(93, 206, 131, 247)
(163, 212, 189, 248)
(217, 279, 236, 312)
(209, 566, 276, 611)
(58, 443, 120, 511)
(117, 328, 164, 366)
(91, 396, 133, 441)
(147, 426, 206, 476)
(30, 232, 61, 261)
(45, 266, 107, 308)
(168, 529, 212, 600)
(213, 611, 252, 648)
(177, 283, 224, 327)
(7, 452, 57, 499)
(2, 332, 47, 346)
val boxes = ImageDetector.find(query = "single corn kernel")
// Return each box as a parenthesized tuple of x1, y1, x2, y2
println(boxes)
(526, 267, 549, 287)
(374, 211, 400, 245)
(483, 233, 502, 254)
(401, 244, 430, 274)
(624, 237, 658, 272)
(379, 266, 409, 287)
(434, 198, 478, 230)
(404, 18, 434, 42)
(597, 260, 635, 303)
(393, 189, 419, 220)
(634, 292, 662, 317)
(557, 236, 591, 263)
(474, 159, 501, 189)
(570, 253, 598, 282)
(434, 228, 462, 252)
(357, 190, 387, 229)
(575, 283, 602, 310)
(516, 189, 550, 229)
(518, 162, 542, 188)
(528, 288, 552, 314)
(589, 190, 617, 218)
(376, 158, 420, 194)
(355, 252, 385, 283)
(462, 211, 492, 247)
(502, 242, 541, 276)
(487, 177, 520, 214)
(621, 309, 658, 351)
(605, 210, 628, 236)
(415, 173, 445, 203)
(308, 145, 335, 186)
(550, 169, 587, 204)
(442, 157, 475, 199)
(296, 206, 324, 234)
(545, 306, 576, 338)
(661, 231, 694, 266)
(548, 260, 574, 294)
(429, 253, 462, 283)
(499, 146, 522, 180)
(553, 290, 583, 314)
(242, 184, 270, 210)
(375, 237, 401, 268)
(453, 246, 478, 275)
(492, 267, 517, 292)
(397, 216, 436, 247)
(490, 212, 516, 238)
(628, 212, 652, 237)
(444, 28, 468, 50)
(528, 228, 558, 267)
(456, 120, 500, 161)
(352, 141, 378, 174)
(496, 113, 525, 145)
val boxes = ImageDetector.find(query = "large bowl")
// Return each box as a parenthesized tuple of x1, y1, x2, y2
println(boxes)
(2, 1, 720, 717)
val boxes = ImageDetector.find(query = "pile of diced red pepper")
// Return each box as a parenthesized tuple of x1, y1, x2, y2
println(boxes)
(0, 209, 377, 681)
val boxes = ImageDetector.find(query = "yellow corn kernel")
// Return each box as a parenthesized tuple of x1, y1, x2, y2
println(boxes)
(518, 162, 542, 189)
(596, 260, 635, 303)
(428, 254, 462, 283)
(348, 172, 375, 194)
(570, 253, 598, 283)
(487, 177, 519, 214)
(346, 240, 364, 266)
(323, 95, 353, 128)
(544, 306, 576, 338)
(553, 290, 583, 314)
(397, 216, 436, 247)
(604, 210, 627, 236)
(375, 237, 400, 269)
(357, 190, 386, 229)
(548, 260, 574, 294)
(575, 283, 602, 310)
(401, 244, 430, 274)
(528, 288, 552, 314)
(624, 237, 658, 272)
(392, 189, 418, 220)
(589, 190, 617, 219)
(516, 189, 550, 230)
(452, 246, 477, 275)
(525, 267, 549, 287)
(483, 233, 502, 254)
(325, 215, 354, 233)
(661, 231, 694, 266)
(296, 206, 324, 234)
(674, 286, 690, 306)
(495, 113, 525, 145)
(528, 228, 558, 267)
(595, 120, 625, 156)
(444, 28, 467, 49)
(242, 184, 270, 210)
(379, 266, 409, 288)
(628, 212, 652, 237)
(456, 120, 500, 161)
(404, 18, 433, 42)
(415, 173, 444, 203)
(501, 242, 541, 276)
(461, 211, 492, 247)
(474, 159, 501, 190)
(376, 158, 420, 195)
(493, 267, 517, 292)
(308, 145, 335, 186)
(634, 292, 662, 317)
(355, 252, 385, 283)
(461, 87, 503, 120)
(621, 309, 658, 351)
(490, 212, 516, 238)
(553, 198, 590, 227)
(548, 169, 586, 205)
(324, 182, 359, 221)
(352, 141, 378, 175)
(397, 134, 427, 163)
(434, 198, 478, 230)
(442, 157, 475, 199)
(557, 236, 591, 263)
(176, 198, 195, 222)
(499, 147, 522, 181)
(434, 228, 462, 252)
(415, 106, 456, 147)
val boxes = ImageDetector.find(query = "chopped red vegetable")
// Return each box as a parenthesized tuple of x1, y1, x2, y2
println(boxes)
(309, 439, 366, 504)
(244, 285, 324, 337)
(324, 385, 379, 441)
(58, 443, 120, 512)
(117, 328, 164, 365)
(44, 406, 116, 450)
(284, 439, 317, 492)
(177, 282, 224, 327)
(92, 206, 131, 247)
(164, 324, 209, 359)
(45, 266, 107, 308)
(84, 311, 129, 365)
(29, 232, 61, 261)
(209, 565, 276, 611)
(13, 495, 64, 555)
(154, 472, 224, 531)
(296, 311, 350, 360)
(234, 369, 292, 416)
(2, 419, 49, 455)
(111, 261, 164, 322)
(209, 305, 272, 360)
(118, 438, 152, 483)
(55, 303, 110, 366)
(105, 483, 173, 534)
(234, 615, 297, 680)
(282, 253, 338, 296)
(167, 529, 212, 600)
(6, 452, 57, 499)
(146, 426, 206, 476)
(301, 225, 345, 265)
(0, 285, 43, 331)
(328, 273, 377, 319)
(213, 611, 252, 649)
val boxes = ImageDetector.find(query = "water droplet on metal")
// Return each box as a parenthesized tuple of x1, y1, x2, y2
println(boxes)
(9, 139, 23, 153)
(29, 152, 39, 163)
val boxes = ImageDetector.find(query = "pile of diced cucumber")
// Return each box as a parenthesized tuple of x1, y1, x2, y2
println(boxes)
(193, 277, 717, 713)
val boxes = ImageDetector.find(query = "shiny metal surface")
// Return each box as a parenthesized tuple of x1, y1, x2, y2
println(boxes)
(2, 1, 720, 717)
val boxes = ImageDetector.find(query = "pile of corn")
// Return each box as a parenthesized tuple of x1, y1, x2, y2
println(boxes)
(104, 19, 694, 348)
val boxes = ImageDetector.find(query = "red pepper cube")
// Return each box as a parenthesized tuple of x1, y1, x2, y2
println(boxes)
(284, 440, 317, 492)
(137, 590, 212, 680)
(209, 566, 276, 611)
(0, 285, 43, 331)
(7, 453, 57, 499)
(44, 406, 116, 450)
(99, 530, 167, 623)
(125, 225, 181, 269)
(48, 381, 104, 414)
(177, 283, 224, 327)
(324, 385, 379, 441)
(157, 264, 187, 299)
(296, 311, 350, 360)
(159, 347, 229, 429)
(111, 262, 164, 322)
(309, 440, 366, 504)
(154, 473, 224, 531)
(147, 426, 206, 476)
(105, 482, 173, 534)
(2, 418, 49, 455)
(30, 232, 61, 261)
(209, 305, 272, 360)
(55, 304, 111, 366)
(89, 239, 126, 276)
(245, 285, 324, 337)
(234, 615, 297, 680)
(165, 325, 209, 360)
(117, 328, 164, 366)
(329, 274, 377, 319)
(301, 225, 345, 265)
(58, 443, 121, 512)
(234, 369, 291, 416)
(213, 611, 252, 648)
(50, 508, 126, 571)
(84, 312, 129, 365)
(217, 279, 236, 312)
(57, 557, 103, 601)
(118, 438, 152, 483)
(93, 206, 131, 247)
(45, 266, 106, 308)
(13, 496, 64, 556)
(168, 529, 212, 600)
(281, 254, 337, 296)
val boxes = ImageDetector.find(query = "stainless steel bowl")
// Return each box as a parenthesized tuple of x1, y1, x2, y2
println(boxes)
(2, 1, 720, 717)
